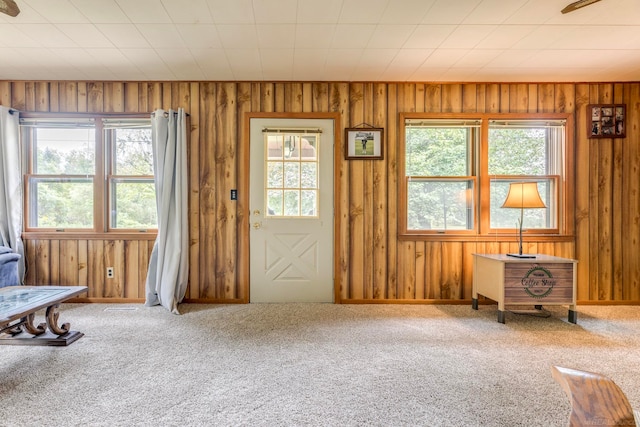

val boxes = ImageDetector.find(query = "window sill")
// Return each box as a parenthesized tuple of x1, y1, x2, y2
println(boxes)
(397, 233, 574, 242)
(22, 231, 157, 240)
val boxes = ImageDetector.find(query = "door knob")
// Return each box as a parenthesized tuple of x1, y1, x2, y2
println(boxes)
(252, 222, 261, 229)
(253, 210, 261, 216)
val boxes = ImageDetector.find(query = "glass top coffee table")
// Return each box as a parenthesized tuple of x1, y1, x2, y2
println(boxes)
(0, 286, 88, 346)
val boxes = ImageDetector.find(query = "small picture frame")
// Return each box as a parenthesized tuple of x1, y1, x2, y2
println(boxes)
(345, 128, 384, 160)
(589, 104, 625, 138)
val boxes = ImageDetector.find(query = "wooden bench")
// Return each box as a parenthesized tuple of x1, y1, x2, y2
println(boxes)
(551, 365, 636, 426)
(0, 286, 88, 346)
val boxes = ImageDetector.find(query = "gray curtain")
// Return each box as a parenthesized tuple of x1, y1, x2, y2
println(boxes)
(145, 108, 189, 314)
(0, 106, 24, 282)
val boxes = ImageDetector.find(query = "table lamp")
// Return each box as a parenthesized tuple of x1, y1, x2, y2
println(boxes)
(501, 182, 546, 258)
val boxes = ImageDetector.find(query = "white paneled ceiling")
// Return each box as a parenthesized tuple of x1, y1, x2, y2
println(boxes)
(0, 0, 639, 82)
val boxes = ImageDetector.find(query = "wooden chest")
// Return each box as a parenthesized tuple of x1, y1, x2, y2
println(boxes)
(472, 254, 577, 324)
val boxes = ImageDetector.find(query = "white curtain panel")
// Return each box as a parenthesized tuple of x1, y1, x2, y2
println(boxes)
(145, 108, 189, 314)
(0, 106, 25, 282)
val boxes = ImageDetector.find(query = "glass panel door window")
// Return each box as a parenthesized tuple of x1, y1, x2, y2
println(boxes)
(265, 133, 320, 218)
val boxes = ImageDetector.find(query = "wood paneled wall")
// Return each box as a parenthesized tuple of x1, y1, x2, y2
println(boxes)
(1, 80, 639, 303)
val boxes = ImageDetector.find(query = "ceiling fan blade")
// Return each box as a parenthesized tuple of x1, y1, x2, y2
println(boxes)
(561, 0, 602, 14)
(0, 0, 20, 17)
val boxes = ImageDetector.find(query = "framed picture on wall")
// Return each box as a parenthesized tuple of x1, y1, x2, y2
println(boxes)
(588, 104, 625, 138)
(345, 128, 384, 160)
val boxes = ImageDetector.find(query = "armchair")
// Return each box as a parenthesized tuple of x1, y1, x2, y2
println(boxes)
(0, 246, 21, 287)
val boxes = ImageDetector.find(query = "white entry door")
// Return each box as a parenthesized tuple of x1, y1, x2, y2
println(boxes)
(249, 118, 334, 302)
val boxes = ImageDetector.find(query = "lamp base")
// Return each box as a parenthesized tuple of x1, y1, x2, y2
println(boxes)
(506, 253, 537, 258)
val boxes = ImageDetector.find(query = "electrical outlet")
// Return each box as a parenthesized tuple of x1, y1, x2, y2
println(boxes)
(106, 267, 114, 278)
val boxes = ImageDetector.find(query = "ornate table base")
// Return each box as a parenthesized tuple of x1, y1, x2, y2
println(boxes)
(0, 286, 88, 346)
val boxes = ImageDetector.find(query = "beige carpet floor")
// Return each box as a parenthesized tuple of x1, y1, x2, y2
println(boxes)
(1, 302, 639, 426)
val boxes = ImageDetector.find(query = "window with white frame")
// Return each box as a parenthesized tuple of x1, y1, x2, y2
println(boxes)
(104, 119, 156, 230)
(403, 119, 479, 233)
(399, 113, 570, 238)
(488, 119, 565, 233)
(21, 115, 156, 233)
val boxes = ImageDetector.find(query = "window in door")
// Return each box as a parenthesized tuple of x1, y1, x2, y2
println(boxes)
(264, 130, 321, 218)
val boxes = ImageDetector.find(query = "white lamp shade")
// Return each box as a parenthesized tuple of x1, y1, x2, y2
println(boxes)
(501, 182, 546, 209)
